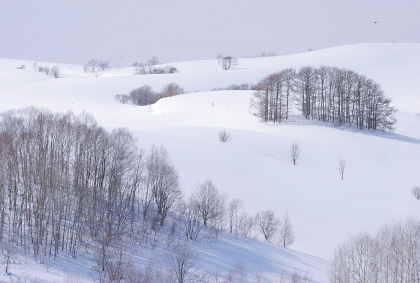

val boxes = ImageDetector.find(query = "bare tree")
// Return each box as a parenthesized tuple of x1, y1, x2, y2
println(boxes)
(51, 66, 60, 78)
(338, 158, 346, 180)
(115, 94, 130, 104)
(228, 199, 242, 234)
(145, 145, 181, 226)
(218, 130, 232, 143)
(290, 270, 312, 283)
(279, 213, 294, 247)
(412, 186, 420, 200)
(164, 242, 197, 283)
(255, 210, 281, 242)
(133, 62, 146, 75)
(99, 61, 110, 71)
(218, 55, 238, 70)
(289, 142, 301, 165)
(83, 59, 100, 73)
(2, 242, 16, 274)
(147, 56, 159, 66)
(226, 261, 248, 283)
(238, 212, 254, 237)
(183, 200, 202, 241)
(191, 180, 223, 226)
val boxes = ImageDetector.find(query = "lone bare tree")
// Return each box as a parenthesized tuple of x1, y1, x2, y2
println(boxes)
(338, 158, 346, 180)
(289, 142, 301, 165)
(218, 55, 238, 70)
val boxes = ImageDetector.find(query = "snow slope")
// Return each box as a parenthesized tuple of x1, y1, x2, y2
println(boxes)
(0, 43, 419, 281)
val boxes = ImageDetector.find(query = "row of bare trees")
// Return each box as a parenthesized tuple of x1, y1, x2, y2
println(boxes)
(115, 83, 184, 106)
(133, 57, 178, 75)
(329, 218, 420, 283)
(252, 66, 396, 131)
(184, 181, 294, 247)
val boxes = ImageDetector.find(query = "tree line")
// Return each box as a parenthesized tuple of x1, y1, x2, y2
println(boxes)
(329, 218, 420, 282)
(252, 66, 396, 131)
(0, 108, 294, 281)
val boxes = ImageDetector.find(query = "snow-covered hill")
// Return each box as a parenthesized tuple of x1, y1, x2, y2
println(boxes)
(0, 43, 419, 282)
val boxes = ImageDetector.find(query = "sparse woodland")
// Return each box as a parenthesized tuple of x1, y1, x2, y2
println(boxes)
(329, 218, 420, 283)
(252, 66, 396, 131)
(0, 107, 295, 281)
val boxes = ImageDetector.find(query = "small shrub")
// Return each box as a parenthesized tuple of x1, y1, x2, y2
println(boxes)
(412, 186, 420, 200)
(218, 130, 231, 143)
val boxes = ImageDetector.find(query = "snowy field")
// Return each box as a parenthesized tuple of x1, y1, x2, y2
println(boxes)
(0, 43, 419, 282)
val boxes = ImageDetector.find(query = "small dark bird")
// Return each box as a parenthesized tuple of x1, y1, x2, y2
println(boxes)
(373, 21, 379, 24)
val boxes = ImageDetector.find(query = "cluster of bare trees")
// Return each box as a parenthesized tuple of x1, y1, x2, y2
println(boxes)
(0, 108, 183, 263)
(115, 83, 184, 106)
(83, 59, 110, 73)
(252, 66, 396, 131)
(133, 57, 177, 75)
(329, 218, 420, 282)
(0, 107, 298, 280)
(33, 62, 60, 78)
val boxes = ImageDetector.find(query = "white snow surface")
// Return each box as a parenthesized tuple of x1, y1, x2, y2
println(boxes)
(0, 43, 419, 282)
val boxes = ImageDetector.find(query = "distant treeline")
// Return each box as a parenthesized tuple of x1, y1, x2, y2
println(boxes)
(252, 66, 396, 131)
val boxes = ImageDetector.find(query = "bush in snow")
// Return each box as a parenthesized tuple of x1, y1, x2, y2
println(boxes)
(218, 130, 231, 143)
(412, 186, 420, 200)
(116, 83, 184, 106)
(129, 85, 157, 106)
(160, 83, 184, 99)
